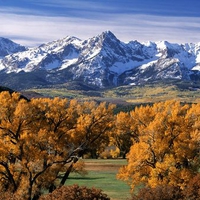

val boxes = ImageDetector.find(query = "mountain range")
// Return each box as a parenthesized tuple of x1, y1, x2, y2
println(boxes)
(0, 31, 200, 90)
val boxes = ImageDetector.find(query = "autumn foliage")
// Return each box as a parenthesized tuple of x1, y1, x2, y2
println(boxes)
(132, 174, 200, 200)
(0, 92, 114, 200)
(110, 112, 137, 158)
(39, 184, 110, 200)
(117, 100, 200, 192)
(0, 91, 199, 200)
(131, 184, 183, 200)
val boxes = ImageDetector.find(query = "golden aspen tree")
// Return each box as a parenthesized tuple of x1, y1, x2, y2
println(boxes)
(111, 112, 137, 158)
(59, 101, 115, 185)
(0, 92, 115, 200)
(110, 104, 155, 159)
(117, 101, 200, 191)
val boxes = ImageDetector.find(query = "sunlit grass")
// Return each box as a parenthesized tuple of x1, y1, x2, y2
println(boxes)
(26, 88, 88, 99)
(25, 82, 200, 106)
(65, 159, 131, 200)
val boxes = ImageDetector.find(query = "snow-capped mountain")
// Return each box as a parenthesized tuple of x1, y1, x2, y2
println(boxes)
(0, 37, 26, 58)
(0, 31, 200, 90)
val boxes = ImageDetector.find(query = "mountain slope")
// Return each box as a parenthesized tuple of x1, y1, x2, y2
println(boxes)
(0, 31, 200, 90)
(0, 37, 26, 58)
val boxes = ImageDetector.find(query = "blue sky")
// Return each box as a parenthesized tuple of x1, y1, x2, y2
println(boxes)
(0, 0, 200, 46)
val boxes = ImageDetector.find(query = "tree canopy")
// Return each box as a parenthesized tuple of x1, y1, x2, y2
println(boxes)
(117, 100, 200, 191)
(0, 91, 199, 199)
(0, 92, 115, 200)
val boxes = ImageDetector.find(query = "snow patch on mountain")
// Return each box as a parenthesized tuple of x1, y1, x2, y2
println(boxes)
(140, 60, 158, 70)
(60, 58, 78, 70)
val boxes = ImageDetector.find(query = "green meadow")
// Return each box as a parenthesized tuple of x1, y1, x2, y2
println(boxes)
(65, 159, 131, 200)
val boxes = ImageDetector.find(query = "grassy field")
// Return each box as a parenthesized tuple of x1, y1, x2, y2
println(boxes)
(24, 82, 200, 107)
(101, 83, 200, 104)
(65, 159, 131, 200)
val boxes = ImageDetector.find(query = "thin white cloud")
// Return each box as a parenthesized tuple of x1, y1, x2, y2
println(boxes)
(0, 10, 200, 47)
(27, 0, 119, 12)
(112, 14, 200, 42)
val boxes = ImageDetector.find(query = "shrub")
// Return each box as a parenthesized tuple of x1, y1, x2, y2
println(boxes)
(132, 175, 200, 200)
(132, 185, 183, 200)
(182, 174, 200, 200)
(99, 150, 112, 159)
(39, 184, 110, 200)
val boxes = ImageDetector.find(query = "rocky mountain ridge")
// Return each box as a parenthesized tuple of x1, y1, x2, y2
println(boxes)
(0, 37, 26, 58)
(0, 31, 200, 90)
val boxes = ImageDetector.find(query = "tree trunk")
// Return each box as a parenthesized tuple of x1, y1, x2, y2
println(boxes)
(59, 148, 86, 187)
(59, 162, 74, 186)
(49, 183, 56, 193)
(90, 149, 98, 159)
(27, 184, 33, 200)
(32, 193, 40, 200)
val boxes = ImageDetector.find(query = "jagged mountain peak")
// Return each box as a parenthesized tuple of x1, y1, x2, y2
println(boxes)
(0, 37, 13, 44)
(129, 40, 143, 46)
(98, 30, 117, 40)
(99, 31, 121, 47)
(84, 30, 120, 49)
(154, 41, 186, 58)
(184, 42, 200, 55)
(0, 37, 21, 45)
(79, 31, 124, 67)
(0, 37, 26, 58)
(0, 37, 25, 49)
(38, 36, 82, 52)
(0, 32, 200, 90)
(156, 40, 181, 50)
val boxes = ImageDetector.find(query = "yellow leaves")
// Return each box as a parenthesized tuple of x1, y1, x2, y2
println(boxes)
(110, 147, 120, 158)
(117, 142, 152, 190)
(128, 142, 149, 162)
(0, 91, 116, 197)
(75, 101, 114, 144)
(0, 91, 19, 106)
(44, 97, 68, 119)
(1, 91, 199, 197)
(118, 100, 200, 191)
(115, 112, 131, 133)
